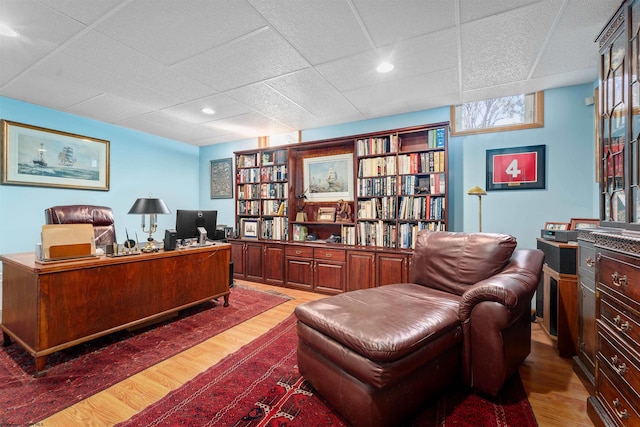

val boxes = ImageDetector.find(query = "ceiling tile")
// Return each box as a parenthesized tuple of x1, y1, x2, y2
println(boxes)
(204, 111, 292, 138)
(172, 27, 309, 91)
(459, 0, 540, 24)
(62, 30, 216, 100)
(460, 1, 563, 91)
(353, 0, 456, 46)
(95, 0, 265, 65)
(248, 0, 371, 65)
(265, 68, 363, 120)
(65, 93, 150, 123)
(35, 0, 123, 25)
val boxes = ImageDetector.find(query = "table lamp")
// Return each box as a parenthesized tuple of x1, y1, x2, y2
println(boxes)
(467, 186, 487, 232)
(128, 197, 171, 252)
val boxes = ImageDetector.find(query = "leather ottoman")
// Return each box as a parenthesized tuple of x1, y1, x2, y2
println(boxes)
(295, 284, 463, 427)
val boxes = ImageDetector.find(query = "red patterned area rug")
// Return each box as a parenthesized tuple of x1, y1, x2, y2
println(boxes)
(0, 285, 290, 425)
(117, 315, 538, 427)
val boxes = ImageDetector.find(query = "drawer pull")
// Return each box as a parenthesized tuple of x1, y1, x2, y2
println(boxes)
(295, 250, 302, 255)
(611, 355, 629, 376)
(325, 253, 332, 258)
(611, 272, 627, 288)
(613, 315, 631, 333)
(613, 399, 629, 420)
(586, 257, 595, 267)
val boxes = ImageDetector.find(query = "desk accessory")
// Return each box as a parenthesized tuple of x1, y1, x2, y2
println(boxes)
(128, 196, 170, 252)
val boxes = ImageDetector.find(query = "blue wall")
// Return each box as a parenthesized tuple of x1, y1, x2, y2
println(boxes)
(0, 96, 199, 256)
(1, 82, 598, 260)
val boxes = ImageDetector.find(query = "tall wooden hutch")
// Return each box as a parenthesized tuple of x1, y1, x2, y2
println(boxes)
(589, 1, 640, 425)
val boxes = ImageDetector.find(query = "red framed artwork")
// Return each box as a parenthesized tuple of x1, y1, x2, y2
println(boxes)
(486, 145, 546, 191)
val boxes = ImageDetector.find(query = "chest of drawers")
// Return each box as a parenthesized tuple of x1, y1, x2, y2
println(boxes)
(588, 232, 640, 427)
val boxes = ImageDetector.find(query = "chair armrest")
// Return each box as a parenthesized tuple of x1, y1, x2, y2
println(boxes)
(458, 249, 543, 322)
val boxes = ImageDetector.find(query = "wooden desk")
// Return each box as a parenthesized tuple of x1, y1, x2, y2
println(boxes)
(536, 238, 578, 358)
(1, 244, 230, 374)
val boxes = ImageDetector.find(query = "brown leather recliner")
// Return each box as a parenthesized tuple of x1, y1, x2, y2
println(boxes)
(44, 205, 117, 246)
(295, 231, 544, 427)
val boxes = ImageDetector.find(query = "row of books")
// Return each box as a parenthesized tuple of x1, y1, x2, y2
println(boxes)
(237, 168, 260, 183)
(261, 217, 288, 241)
(262, 199, 287, 216)
(357, 221, 397, 248)
(358, 176, 397, 197)
(237, 200, 260, 215)
(398, 195, 446, 220)
(357, 197, 396, 220)
(341, 225, 356, 246)
(397, 151, 445, 174)
(358, 156, 397, 177)
(261, 150, 288, 166)
(261, 182, 288, 199)
(237, 183, 260, 200)
(261, 165, 288, 182)
(397, 221, 446, 249)
(427, 128, 446, 149)
(356, 134, 398, 156)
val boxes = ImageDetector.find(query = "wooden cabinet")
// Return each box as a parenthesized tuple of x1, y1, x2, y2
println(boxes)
(591, 3, 640, 424)
(284, 245, 345, 294)
(263, 243, 285, 286)
(377, 252, 411, 286)
(588, 235, 640, 427)
(574, 235, 597, 393)
(346, 250, 375, 291)
(230, 239, 264, 282)
(536, 238, 579, 358)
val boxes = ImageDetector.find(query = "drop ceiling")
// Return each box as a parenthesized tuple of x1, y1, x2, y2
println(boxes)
(0, 0, 620, 146)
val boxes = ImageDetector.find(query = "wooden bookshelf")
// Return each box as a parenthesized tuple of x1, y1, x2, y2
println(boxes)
(231, 122, 449, 293)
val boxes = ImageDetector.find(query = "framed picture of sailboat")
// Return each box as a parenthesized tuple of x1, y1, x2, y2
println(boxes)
(1, 120, 110, 191)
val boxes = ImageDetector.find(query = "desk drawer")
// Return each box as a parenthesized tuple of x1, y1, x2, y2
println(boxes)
(579, 242, 596, 275)
(314, 248, 346, 262)
(286, 246, 313, 258)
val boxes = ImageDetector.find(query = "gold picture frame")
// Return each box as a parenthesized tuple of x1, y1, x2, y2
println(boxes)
(544, 222, 571, 231)
(1, 120, 110, 191)
(569, 218, 600, 230)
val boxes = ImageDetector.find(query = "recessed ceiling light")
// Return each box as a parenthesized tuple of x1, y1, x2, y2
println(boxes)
(201, 108, 215, 115)
(0, 24, 18, 37)
(377, 62, 394, 73)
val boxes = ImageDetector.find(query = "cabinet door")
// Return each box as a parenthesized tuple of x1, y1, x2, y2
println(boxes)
(264, 244, 284, 285)
(578, 280, 596, 374)
(229, 240, 245, 278)
(286, 257, 313, 290)
(315, 260, 345, 294)
(346, 251, 375, 291)
(377, 253, 409, 286)
(245, 242, 264, 282)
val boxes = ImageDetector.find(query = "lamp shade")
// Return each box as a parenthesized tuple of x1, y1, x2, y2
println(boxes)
(128, 198, 171, 215)
(467, 186, 487, 196)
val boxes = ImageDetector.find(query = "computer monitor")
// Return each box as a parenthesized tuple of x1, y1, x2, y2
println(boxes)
(175, 209, 217, 241)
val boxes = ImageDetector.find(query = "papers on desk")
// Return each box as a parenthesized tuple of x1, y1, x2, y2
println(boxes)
(41, 224, 96, 261)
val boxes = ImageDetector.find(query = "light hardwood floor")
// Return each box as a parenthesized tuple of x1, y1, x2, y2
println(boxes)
(38, 280, 593, 427)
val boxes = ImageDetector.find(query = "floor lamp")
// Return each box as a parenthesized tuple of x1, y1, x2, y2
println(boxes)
(467, 186, 487, 232)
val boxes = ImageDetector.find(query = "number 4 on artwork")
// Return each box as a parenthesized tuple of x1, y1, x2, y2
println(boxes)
(505, 159, 522, 178)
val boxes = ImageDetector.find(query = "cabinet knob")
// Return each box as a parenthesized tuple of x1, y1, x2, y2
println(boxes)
(325, 253, 332, 258)
(613, 315, 631, 333)
(586, 257, 595, 267)
(295, 250, 302, 255)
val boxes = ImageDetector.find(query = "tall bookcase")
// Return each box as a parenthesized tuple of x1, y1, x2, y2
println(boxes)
(355, 125, 447, 249)
(235, 148, 289, 241)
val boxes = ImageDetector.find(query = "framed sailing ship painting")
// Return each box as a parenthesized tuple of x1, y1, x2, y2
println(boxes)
(1, 120, 110, 190)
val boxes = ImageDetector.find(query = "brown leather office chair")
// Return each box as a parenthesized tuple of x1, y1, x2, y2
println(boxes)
(44, 205, 117, 246)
